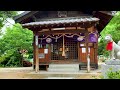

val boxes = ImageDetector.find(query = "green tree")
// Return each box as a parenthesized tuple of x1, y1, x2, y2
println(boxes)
(0, 11, 18, 35)
(98, 11, 120, 56)
(0, 23, 33, 67)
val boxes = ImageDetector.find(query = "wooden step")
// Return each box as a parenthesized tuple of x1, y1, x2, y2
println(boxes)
(80, 65, 96, 70)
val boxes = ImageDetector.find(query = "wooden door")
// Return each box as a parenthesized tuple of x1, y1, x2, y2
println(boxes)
(79, 43, 97, 63)
(51, 36, 78, 61)
(35, 44, 50, 64)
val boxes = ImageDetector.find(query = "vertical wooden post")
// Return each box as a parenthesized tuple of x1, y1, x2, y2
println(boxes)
(78, 42, 80, 62)
(94, 28, 99, 69)
(33, 35, 35, 69)
(34, 31, 39, 73)
(85, 28, 89, 60)
(85, 28, 90, 72)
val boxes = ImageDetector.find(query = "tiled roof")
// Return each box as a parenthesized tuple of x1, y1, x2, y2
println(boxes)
(22, 17, 99, 27)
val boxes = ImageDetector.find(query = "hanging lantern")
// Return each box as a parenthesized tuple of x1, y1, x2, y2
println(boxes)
(91, 37, 96, 42)
(77, 36, 84, 41)
(46, 38, 52, 43)
(89, 33, 97, 42)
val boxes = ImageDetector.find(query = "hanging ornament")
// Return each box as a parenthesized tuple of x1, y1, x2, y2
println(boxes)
(46, 38, 52, 43)
(77, 36, 84, 41)
(55, 36, 58, 42)
(91, 37, 96, 42)
(89, 33, 97, 42)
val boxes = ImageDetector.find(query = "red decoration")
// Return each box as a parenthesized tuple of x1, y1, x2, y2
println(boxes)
(106, 42, 113, 51)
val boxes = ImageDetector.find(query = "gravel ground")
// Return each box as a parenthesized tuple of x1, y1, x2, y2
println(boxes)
(0, 61, 104, 79)
(0, 67, 102, 79)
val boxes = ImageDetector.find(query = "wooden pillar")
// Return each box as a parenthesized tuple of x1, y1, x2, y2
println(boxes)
(34, 31, 39, 73)
(78, 42, 80, 62)
(33, 35, 35, 69)
(94, 29, 99, 68)
(85, 28, 90, 72)
(85, 28, 89, 60)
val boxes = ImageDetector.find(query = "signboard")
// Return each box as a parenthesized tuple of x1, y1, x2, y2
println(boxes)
(82, 48, 86, 53)
(35, 35, 38, 45)
(80, 44, 84, 46)
(88, 48, 90, 53)
(44, 49, 48, 54)
(39, 53, 45, 59)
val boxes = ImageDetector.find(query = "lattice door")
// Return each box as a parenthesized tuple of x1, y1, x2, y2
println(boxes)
(51, 36, 78, 60)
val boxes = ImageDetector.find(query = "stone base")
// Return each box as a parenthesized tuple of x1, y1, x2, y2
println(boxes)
(101, 59, 120, 79)
(105, 59, 120, 65)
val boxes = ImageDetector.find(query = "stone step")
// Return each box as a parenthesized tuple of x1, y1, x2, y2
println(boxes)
(49, 64, 79, 68)
(45, 77, 74, 79)
(48, 64, 79, 72)
(48, 68, 79, 72)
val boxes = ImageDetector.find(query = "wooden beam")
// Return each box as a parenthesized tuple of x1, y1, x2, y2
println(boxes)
(23, 21, 98, 30)
(38, 29, 87, 36)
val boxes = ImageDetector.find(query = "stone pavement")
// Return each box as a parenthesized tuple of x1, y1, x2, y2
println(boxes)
(0, 62, 103, 79)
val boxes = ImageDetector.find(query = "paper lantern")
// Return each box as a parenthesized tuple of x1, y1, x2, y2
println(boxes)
(89, 34, 97, 42)
(77, 36, 84, 41)
(46, 38, 52, 43)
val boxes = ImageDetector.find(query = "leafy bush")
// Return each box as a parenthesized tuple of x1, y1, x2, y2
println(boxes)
(28, 53, 33, 59)
(0, 49, 22, 67)
(106, 68, 120, 79)
(0, 23, 33, 67)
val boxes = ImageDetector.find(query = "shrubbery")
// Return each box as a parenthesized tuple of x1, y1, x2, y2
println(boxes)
(104, 68, 120, 79)
(0, 23, 33, 67)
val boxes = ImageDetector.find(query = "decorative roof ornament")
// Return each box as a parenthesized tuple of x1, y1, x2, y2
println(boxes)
(111, 11, 117, 15)
(58, 11, 67, 18)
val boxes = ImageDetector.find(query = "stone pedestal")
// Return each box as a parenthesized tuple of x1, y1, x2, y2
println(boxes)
(101, 59, 120, 79)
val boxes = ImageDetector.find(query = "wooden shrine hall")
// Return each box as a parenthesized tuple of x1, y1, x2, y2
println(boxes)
(14, 11, 114, 72)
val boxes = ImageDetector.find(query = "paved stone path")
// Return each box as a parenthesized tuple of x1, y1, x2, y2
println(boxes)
(0, 62, 103, 79)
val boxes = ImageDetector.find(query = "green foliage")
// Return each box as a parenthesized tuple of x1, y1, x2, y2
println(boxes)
(0, 11, 18, 35)
(98, 37, 109, 56)
(0, 23, 33, 67)
(98, 11, 120, 56)
(0, 49, 22, 67)
(105, 68, 120, 79)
